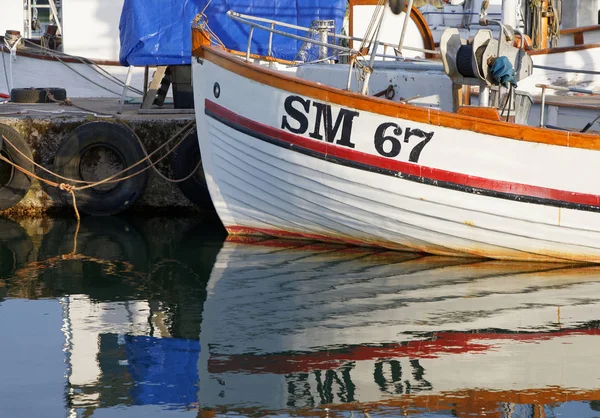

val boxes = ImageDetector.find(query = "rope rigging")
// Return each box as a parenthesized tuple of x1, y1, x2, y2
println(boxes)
(21, 38, 144, 97)
(529, 0, 560, 49)
(547, 0, 561, 48)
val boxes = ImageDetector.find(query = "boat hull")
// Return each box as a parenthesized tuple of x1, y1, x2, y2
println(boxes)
(1, 48, 145, 98)
(192, 48, 600, 262)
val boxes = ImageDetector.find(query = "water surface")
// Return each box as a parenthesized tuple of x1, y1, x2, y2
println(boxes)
(2, 216, 600, 417)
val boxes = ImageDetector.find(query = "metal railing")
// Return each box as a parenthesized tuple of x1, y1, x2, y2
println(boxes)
(226, 9, 442, 96)
(536, 83, 600, 128)
(226, 10, 438, 63)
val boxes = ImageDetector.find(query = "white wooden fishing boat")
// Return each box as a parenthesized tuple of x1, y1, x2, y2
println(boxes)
(191, 0, 600, 262)
(198, 239, 600, 415)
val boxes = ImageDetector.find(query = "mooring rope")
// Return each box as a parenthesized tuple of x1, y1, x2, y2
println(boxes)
(117, 119, 202, 184)
(0, 119, 199, 218)
(547, 0, 561, 48)
(22, 38, 144, 96)
(52, 90, 202, 184)
(530, 0, 542, 49)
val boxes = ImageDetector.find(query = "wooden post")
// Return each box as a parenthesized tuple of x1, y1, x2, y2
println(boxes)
(452, 83, 463, 112)
(463, 85, 471, 106)
(141, 66, 167, 109)
(540, 0, 549, 50)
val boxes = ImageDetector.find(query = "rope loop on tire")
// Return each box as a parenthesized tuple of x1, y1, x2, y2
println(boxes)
(0, 119, 197, 218)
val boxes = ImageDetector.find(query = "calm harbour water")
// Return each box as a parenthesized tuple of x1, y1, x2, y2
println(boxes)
(2, 216, 600, 418)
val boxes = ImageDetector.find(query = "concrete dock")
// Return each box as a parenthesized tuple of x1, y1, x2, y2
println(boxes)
(0, 98, 205, 217)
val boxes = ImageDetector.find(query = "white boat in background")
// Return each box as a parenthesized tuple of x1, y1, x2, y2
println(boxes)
(0, 40, 145, 99)
(191, 1, 600, 262)
(198, 239, 600, 415)
(0, 0, 144, 98)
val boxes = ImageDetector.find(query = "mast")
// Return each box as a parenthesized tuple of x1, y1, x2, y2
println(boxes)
(501, 0, 518, 30)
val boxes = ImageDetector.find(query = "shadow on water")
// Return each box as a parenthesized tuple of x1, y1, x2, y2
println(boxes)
(28, 215, 226, 335)
(0, 217, 36, 288)
(3, 218, 600, 417)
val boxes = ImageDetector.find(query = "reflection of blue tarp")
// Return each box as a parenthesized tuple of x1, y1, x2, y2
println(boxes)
(126, 336, 200, 407)
(119, 0, 346, 66)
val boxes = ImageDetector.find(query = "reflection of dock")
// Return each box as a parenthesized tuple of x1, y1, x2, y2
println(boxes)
(198, 238, 600, 416)
(0, 216, 221, 417)
(60, 296, 156, 408)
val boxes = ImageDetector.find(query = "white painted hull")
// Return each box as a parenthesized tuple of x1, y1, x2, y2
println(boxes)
(198, 240, 600, 413)
(1, 49, 145, 98)
(192, 51, 600, 262)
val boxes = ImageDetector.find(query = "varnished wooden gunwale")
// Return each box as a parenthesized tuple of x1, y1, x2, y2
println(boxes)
(561, 24, 600, 36)
(529, 41, 600, 55)
(0, 36, 122, 66)
(197, 45, 600, 151)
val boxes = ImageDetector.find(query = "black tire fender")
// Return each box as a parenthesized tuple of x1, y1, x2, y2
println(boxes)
(42, 87, 67, 102)
(53, 121, 148, 216)
(0, 123, 33, 211)
(171, 131, 213, 210)
(10, 87, 67, 103)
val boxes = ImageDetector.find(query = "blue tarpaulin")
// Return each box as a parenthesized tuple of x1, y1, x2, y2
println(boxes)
(119, 0, 346, 66)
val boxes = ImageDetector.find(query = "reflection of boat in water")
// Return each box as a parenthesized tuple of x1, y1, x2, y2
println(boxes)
(198, 238, 600, 415)
(5, 218, 600, 416)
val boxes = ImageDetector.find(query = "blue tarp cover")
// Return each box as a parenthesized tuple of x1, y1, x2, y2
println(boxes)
(119, 0, 346, 66)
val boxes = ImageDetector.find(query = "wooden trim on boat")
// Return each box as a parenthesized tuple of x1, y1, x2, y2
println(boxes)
(528, 42, 600, 55)
(456, 106, 500, 120)
(198, 45, 600, 151)
(349, 0, 437, 59)
(227, 49, 296, 65)
(556, 25, 600, 47)
(561, 24, 600, 36)
(531, 95, 600, 110)
(0, 36, 122, 66)
(191, 25, 297, 66)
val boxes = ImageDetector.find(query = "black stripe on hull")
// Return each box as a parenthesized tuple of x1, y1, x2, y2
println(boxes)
(206, 109, 600, 214)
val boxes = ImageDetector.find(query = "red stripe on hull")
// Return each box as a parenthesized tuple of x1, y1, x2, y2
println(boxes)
(206, 99, 600, 208)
